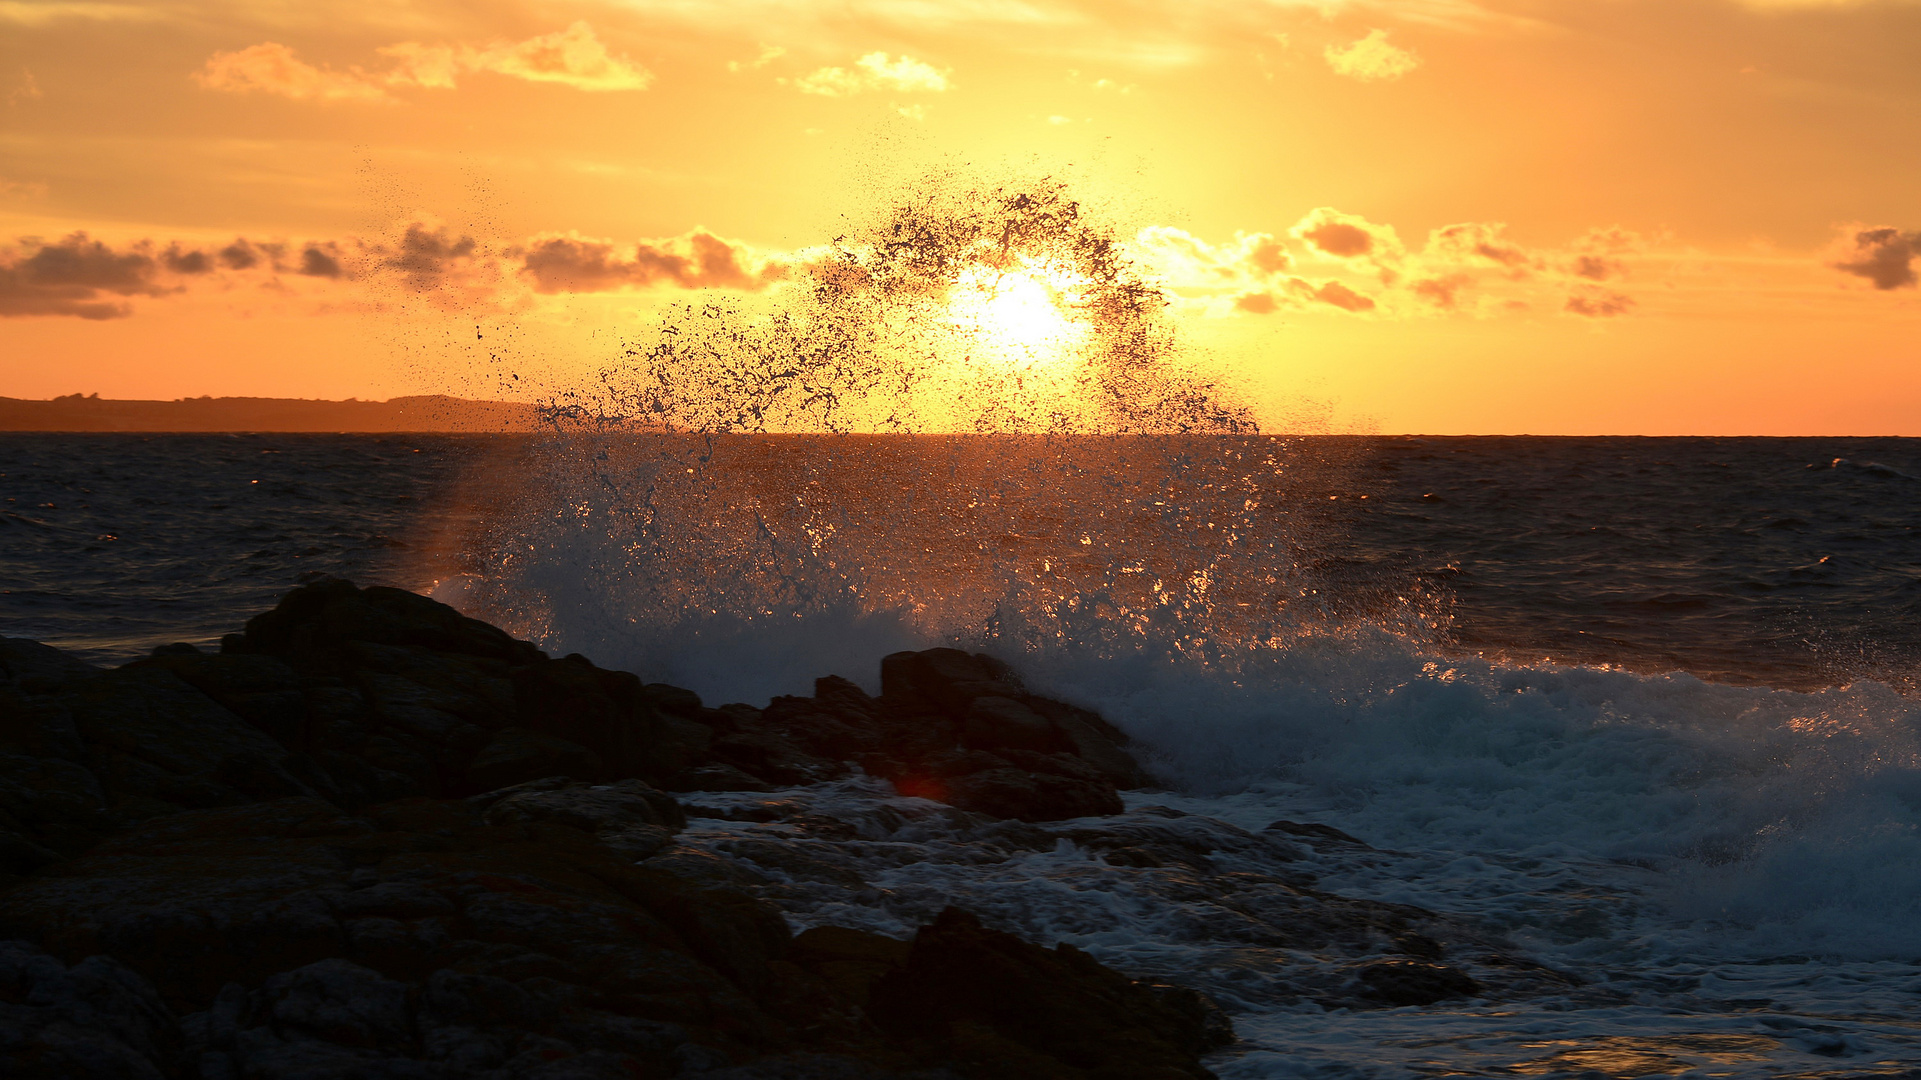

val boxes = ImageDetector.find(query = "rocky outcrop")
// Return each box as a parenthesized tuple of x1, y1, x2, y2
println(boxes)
(0, 581, 1231, 1079)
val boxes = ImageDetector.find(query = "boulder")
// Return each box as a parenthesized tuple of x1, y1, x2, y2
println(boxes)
(0, 939, 177, 1079)
(869, 907, 1226, 1079)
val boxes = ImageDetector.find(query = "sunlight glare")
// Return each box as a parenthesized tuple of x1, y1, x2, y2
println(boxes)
(948, 260, 1090, 370)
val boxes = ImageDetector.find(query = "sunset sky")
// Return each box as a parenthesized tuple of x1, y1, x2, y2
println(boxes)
(2, 0, 1918, 434)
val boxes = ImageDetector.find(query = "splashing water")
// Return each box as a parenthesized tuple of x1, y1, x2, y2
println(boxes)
(410, 175, 1921, 1074)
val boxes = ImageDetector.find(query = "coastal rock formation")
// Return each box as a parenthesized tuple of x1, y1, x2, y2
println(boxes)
(0, 580, 1232, 1078)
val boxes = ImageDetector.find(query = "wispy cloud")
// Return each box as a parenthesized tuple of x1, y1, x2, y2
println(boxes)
(0, 2, 158, 25)
(1325, 29, 1421, 81)
(194, 22, 651, 104)
(795, 52, 950, 96)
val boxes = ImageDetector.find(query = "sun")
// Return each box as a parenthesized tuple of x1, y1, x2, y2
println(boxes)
(947, 258, 1091, 370)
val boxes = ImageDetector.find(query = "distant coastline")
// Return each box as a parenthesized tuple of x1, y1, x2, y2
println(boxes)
(0, 393, 546, 432)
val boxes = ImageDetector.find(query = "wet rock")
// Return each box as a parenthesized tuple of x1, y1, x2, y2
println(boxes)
(942, 768, 1123, 822)
(1353, 959, 1481, 1007)
(668, 764, 776, 793)
(880, 649, 1022, 717)
(870, 907, 1225, 1079)
(478, 777, 686, 860)
(960, 696, 1068, 755)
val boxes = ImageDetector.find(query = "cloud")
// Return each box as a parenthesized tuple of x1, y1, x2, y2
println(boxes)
(1411, 273, 1472, 308)
(1130, 226, 1385, 316)
(376, 225, 474, 289)
(1325, 30, 1420, 82)
(796, 52, 949, 96)
(1829, 226, 1919, 290)
(728, 44, 787, 73)
(0, 233, 168, 319)
(195, 23, 650, 103)
(518, 230, 788, 293)
(1565, 288, 1634, 317)
(7, 69, 41, 107)
(194, 42, 393, 103)
(458, 22, 653, 92)
(1424, 221, 1534, 272)
(1290, 208, 1405, 276)
(1303, 279, 1377, 311)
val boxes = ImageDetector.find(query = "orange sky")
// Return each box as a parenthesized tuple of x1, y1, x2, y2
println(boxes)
(2, 0, 1917, 433)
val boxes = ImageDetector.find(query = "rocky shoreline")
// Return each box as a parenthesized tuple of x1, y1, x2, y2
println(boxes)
(0, 580, 1521, 1079)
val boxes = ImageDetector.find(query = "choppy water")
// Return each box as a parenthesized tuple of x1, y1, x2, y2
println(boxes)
(4, 431, 1921, 1078)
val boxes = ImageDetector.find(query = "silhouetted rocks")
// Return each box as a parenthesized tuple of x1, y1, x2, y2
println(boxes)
(0, 581, 1235, 1078)
(870, 907, 1227, 1079)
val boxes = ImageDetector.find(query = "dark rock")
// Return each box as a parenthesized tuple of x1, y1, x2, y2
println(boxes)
(0, 938, 177, 1079)
(960, 696, 1069, 755)
(942, 768, 1123, 823)
(870, 907, 1224, 1078)
(466, 729, 602, 794)
(1354, 959, 1481, 1007)
(1264, 820, 1369, 848)
(880, 649, 1021, 718)
(667, 764, 776, 793)
(643, 683, 703, 717)
(479, 777, 686, 860)
(788, 926, 910, 1009)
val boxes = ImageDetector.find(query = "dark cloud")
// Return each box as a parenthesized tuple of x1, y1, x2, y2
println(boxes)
(1310, 280, 1375, 312)
(1233, 291, 1278, 314)
(1247, 238, 1291, 276)
(163, 245, 214, 274)
(1572, 254, 1615, 281)
(1412, 274, 1471, 309)
(1299, 221, 1373, 258)
(0, 233, 164, 319)
(383, 225, 476, 288)
(1427, 222, 1535, 274)
(1830, 227, 1919, 290)
(220, 239, 266, 270)
(519, 230, 785, 294)
(1565, 289, 1633, 317)
(299, 245, 343, 278)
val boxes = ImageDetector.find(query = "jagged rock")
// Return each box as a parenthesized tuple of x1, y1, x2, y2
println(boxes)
(941, 768, 1123, 822)
(466, 729, 602, 793)
(0, 583, 1227, 1078)
(880, 649, 1022, 717)
(0, 938, 177, 1079)
(478, 777, 686, 860)
(960, 696, 1068, 755)
(869, 907, 1225, 1079)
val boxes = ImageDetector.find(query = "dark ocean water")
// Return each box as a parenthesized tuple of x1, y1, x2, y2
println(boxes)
(3, 433, 1916, 693)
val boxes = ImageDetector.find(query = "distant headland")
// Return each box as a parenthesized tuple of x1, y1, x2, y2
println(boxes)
(0, 393, 546, 433)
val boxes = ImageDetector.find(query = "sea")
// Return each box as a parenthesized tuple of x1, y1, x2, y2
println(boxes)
(4, 431, 1920, 1078)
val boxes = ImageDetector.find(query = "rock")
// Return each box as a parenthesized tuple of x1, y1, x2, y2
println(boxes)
(466, 729, 602, 794)
(479, 778, 686, 860)
(0, 938, 177, 1079)
(1353, 960, 1481, 1007)
(787, 926, 910, 1009)
(880, 649, 1021, 718)
(960, 696, 1068, 755)
(257, 958, 414, 1051)
(869, 907, 1224, 1079)
(942, 768, 1123, 823)
(667, 764, 775, 793)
